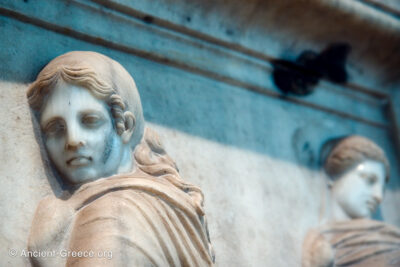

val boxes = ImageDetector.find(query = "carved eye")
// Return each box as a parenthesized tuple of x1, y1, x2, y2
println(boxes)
(367, 175, 377, 185)
(44, 120, 65, 136)
(81, 114, 103, 127)
(361, 173, 377, 185)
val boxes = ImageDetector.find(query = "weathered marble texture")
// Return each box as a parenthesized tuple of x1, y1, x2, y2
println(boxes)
(25, 51, 214, 266)
(302, 136, 400, 267)
(303, 219, 400, 267)
(1, 0, 400, 266)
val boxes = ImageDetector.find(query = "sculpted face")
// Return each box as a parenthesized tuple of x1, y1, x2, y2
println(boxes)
(331, 160, 385, 219)
(40, 81, 128, 184)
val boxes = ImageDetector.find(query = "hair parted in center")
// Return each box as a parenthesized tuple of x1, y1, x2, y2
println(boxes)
(27, 65, 127, 136)
(324, 135, 390, 182)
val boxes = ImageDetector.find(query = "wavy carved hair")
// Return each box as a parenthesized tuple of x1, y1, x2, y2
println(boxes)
(133, 127, 213, 260)
(27, 51, 207, 216)
(27, 51, 144, 147)
(27, 52, 213, 258)
(28, 65, 129, 135)
(134, 128, 205, 213)
(324, 135, 390, 182)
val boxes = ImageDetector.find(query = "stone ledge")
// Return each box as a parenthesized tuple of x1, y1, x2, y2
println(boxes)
(0, 0, 391, 128)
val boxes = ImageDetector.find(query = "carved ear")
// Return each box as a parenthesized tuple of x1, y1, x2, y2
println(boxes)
(121, 111, 136, 144)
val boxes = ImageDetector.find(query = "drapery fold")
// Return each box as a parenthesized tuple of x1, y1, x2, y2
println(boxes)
(28, 171, 214, 267)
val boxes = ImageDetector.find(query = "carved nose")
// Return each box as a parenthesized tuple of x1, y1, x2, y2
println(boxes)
(65, 128, 85, 151)
(373, 188, 383, 205)
(373, 194, 382, 205)
(65, 140, 84, 151)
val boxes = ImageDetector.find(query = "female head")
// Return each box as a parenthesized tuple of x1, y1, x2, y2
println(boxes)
(324, 135, 389, 219)
(27, 51, 145, 185)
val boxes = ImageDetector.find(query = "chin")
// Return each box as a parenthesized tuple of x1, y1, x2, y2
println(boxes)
(64, 168, 100, 185)
(351, 211, 371, 219)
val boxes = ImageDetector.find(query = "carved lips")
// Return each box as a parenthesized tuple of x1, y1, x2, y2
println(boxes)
(66, 156, 92, 167)
(366, 199, 378, 213)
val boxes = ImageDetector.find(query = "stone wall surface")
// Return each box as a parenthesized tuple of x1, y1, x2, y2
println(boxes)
(0, 0, 399, 266)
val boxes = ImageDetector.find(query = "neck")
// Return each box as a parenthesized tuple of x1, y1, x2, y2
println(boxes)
(329, 197, 352, 221)
(117, 145, 134, 174)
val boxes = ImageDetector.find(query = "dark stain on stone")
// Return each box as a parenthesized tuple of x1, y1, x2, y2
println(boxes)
(272, 56, 320, 96)
(303, 142, 310, 151)
(272, 42, 351, 96)
(226, 29, 234, 36)
(143, 15, 154, 24)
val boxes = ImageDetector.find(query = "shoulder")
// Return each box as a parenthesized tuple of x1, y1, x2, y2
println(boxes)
(302, 228, 334, 267)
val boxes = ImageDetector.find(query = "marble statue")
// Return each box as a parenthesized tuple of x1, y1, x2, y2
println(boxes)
(302, 135, 400, 267)
(26, 51, 214, 266)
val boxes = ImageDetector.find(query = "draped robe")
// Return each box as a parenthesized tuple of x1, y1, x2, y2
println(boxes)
(303, 219, 400, 267)
(28, 170, 214, 267)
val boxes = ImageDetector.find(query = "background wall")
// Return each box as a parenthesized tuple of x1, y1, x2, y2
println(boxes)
(1, 0, 399, 266)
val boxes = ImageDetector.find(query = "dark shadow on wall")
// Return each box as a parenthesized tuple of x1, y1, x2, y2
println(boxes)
(1, 15, 399, 191)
